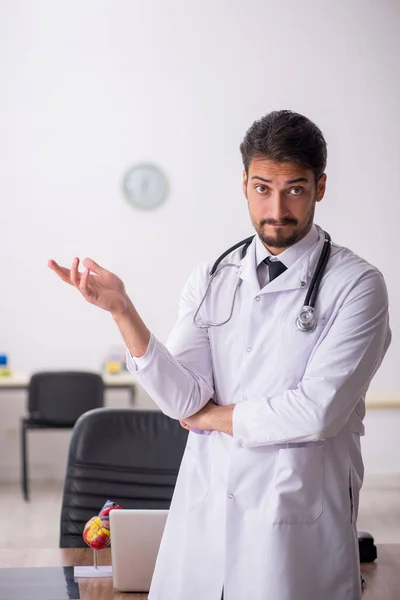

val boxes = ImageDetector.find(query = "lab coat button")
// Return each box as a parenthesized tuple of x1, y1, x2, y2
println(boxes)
(247, 347, 252, 353)
(228, 493, 234, 500)
(237, 439, 244, 448)
(255, 296, 260, 301)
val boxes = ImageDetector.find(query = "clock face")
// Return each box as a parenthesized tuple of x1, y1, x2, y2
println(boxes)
(122, 163, 168, 210)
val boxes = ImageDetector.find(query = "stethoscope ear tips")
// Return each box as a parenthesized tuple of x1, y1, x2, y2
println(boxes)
(296, 306, 317, 332)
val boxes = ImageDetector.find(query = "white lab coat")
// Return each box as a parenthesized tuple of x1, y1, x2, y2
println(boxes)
(127, 225, 391, 600)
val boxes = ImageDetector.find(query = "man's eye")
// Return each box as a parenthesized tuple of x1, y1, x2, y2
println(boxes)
(255, 185, 268, 193)
(289, 187, 304, 195)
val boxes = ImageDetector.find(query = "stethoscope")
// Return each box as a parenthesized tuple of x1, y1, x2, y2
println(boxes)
(193, 231, 331, 332)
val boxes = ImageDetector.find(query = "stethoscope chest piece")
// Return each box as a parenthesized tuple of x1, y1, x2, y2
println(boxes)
(296, 306, 317, 332)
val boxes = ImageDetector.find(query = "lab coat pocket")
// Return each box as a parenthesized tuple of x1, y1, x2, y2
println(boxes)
(278, 317, 327, 383)
(269, 442, 324, 525)
(181, 432, 212, 507)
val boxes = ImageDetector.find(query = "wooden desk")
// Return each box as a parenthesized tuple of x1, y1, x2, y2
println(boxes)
(0, 546, 399, 600)
(0, 548, 147, 599)
(0, 373, 136, 405)
(361, 545, 400, 600)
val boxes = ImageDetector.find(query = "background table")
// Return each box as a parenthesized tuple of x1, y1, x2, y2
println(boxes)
(0, 373, 136, 405)
(0, 546, 400, 600)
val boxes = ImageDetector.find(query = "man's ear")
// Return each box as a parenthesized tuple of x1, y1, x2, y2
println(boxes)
(242, 170, 248, 199)
(316, 173, 327, 203)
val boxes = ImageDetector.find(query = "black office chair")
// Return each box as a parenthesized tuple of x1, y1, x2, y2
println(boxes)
(21, 371, 104, 502)
(59, 407, 189, 548)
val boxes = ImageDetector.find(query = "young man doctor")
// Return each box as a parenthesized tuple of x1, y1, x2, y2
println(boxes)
(49, 110, 391, 600)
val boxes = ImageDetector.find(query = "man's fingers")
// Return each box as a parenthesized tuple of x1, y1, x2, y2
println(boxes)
(49, 257, 107, 288)
(82, 257, 106, 276)
(70, 257, 81, 288)
(79, 267, 91, 297)
(48, 260, 73, 285)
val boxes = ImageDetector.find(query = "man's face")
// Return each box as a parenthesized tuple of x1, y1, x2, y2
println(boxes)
(243, 158, 327, 254)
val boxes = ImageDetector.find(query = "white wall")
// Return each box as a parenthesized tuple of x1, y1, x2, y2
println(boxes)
(1, 0, 399, 481)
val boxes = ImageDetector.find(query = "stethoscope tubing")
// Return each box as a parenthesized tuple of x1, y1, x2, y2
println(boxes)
(304, 232, 331, 308)
(194, 230, 331, 331)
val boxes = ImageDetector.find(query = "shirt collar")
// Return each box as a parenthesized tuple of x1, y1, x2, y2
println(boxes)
(255, 223, 320, 269)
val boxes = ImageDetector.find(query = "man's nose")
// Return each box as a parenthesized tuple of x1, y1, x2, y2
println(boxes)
(268, 192, 290, 222)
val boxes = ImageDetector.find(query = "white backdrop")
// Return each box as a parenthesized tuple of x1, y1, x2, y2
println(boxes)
(0, 0, 399, 480)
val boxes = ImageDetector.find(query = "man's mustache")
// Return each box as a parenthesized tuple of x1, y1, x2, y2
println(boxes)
(260, 218, 298, 227)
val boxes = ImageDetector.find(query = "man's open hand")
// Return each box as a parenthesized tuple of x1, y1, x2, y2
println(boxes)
(48, 257, 131, 317)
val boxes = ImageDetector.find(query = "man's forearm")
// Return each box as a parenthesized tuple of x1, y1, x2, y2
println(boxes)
(185, 402, 235, 436)
(112, 300, 151, 358)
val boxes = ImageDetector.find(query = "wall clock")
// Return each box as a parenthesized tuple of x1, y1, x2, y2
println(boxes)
(122, 163, 168, 210)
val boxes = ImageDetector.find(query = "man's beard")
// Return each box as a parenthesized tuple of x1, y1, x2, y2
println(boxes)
(254, 201, 316, 249)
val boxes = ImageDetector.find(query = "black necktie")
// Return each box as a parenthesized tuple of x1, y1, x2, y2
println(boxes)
(264, 256, 287, 282)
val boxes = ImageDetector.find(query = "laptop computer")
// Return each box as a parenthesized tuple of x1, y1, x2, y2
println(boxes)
(110, 509, 168, 592)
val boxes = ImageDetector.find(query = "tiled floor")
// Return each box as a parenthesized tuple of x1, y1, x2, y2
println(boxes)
(1, 476, 399, 548)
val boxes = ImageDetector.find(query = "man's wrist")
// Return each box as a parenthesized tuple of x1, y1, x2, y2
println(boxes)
(206, 404, 234, 435)
(112, 300, 151, 359)
(111, 298, 136, 323)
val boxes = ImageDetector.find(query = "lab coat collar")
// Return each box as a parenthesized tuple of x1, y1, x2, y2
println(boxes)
(238, 224, 324, 295)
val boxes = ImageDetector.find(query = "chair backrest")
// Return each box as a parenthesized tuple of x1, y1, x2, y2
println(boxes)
(59, 407, 189, 547)
(28, 371, 104, 425)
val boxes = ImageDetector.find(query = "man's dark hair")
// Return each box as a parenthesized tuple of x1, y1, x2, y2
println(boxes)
(240, 110, 327, 182)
